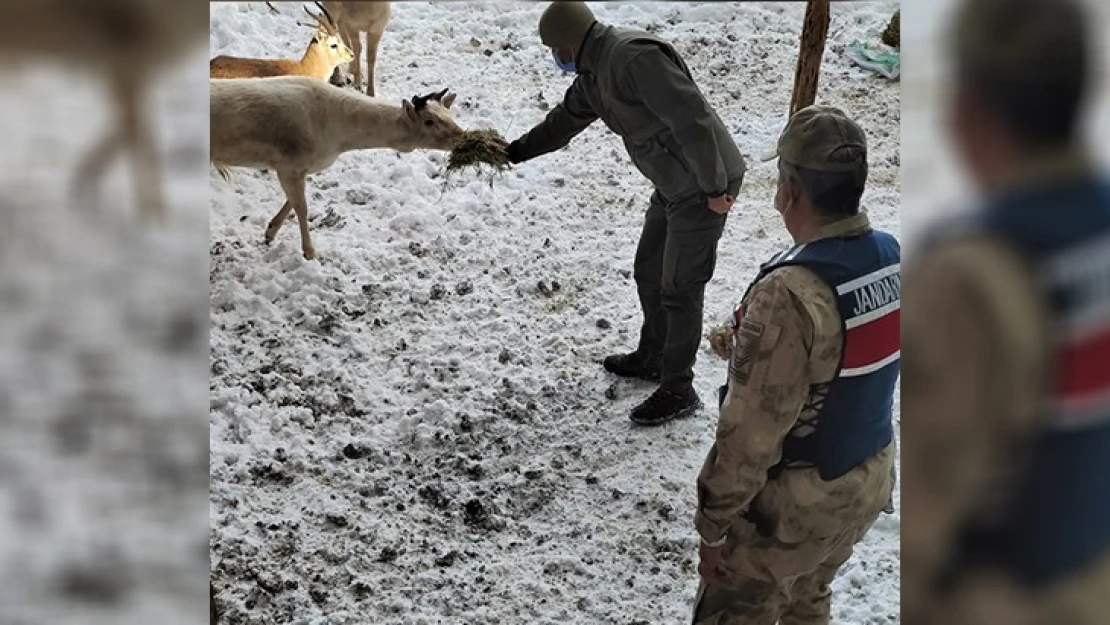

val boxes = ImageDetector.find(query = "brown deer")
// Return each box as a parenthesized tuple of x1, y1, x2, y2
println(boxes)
(211, 76, 465, 260)
(322, 2, 392, 96)
(1, 0, 207, 219)
(210, 2, 353, 80)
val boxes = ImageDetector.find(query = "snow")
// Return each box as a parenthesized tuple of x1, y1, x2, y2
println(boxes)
(0, 43, 210, 625)
(209, 2, 900, 624)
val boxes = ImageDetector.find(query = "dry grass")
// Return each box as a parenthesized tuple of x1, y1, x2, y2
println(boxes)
(446, 129, 511, 175)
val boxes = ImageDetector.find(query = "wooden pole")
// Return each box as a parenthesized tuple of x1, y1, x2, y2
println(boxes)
(789, 0, 831, 116)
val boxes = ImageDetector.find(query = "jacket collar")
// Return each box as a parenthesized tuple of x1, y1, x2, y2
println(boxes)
(576, 22, 607, 74)
(797, 213, 872, 245)
(993, 145, 1097, 198)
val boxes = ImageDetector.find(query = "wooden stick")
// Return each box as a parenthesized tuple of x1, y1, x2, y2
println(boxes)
(789, 0, 831, 116)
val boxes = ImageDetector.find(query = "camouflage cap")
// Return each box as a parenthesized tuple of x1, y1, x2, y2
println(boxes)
(761, 105, 867, 173)
(539, 1, 597, 50)
(949, 0, 1088, 86)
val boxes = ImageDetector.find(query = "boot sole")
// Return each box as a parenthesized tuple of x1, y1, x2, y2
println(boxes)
(602, 363, 661, 383)
(629, 401, 702, 426)
(606, 371, 661, 383)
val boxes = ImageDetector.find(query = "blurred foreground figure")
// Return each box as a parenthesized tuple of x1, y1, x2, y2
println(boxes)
(902, 0, 1110, 623)
(693, 106, 897, 625)
(2, 0, 206, 217)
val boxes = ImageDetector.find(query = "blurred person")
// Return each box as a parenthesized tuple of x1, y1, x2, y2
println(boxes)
(693, 105, 898, 624)
(901, 0, 1110, 623)
(503, 1, 747, 425)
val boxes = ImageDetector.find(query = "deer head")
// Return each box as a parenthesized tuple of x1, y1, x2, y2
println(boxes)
(401, 89, 464, 151)
(303, 2, 353, 66)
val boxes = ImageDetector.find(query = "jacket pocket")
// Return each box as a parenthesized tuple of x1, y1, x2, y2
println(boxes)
(628, 134, 696, 198)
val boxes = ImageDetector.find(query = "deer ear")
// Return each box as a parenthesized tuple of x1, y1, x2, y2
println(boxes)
(402, 99, 417, 120)
(441, 92, 457, 109)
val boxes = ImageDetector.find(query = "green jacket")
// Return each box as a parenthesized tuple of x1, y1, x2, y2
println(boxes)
(513, 23, 746, 200)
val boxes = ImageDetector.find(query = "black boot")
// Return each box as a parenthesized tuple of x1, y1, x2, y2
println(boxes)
(603, 352, 661, 382)
(630, 385, 702, 426)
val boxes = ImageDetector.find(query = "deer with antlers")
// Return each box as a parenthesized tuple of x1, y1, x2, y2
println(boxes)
(210, 2, 353, 81)
(211, 76, 464, 260)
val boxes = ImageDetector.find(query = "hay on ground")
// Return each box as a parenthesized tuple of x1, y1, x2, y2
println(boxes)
(447, 129, 511, 174)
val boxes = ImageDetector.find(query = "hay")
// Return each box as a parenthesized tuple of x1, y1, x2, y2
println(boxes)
(446, 129, 511, 175)
(881, 9, 900, 49)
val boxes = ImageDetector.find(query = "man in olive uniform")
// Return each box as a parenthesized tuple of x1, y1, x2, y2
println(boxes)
(694, 105, 897, 624)
(902, 0, 1110, 623)
(505, 1, 747, 425)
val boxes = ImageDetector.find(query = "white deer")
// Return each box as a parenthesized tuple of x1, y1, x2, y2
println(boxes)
(210, 76, 464, 260)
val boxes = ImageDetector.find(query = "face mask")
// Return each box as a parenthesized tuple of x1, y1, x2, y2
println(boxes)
(552, 48, 576, 73)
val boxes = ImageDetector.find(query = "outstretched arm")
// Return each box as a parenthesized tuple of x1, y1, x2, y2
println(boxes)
(508, 77, 598, 163)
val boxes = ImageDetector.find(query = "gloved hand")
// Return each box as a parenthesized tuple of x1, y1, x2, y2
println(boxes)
(506, 139, 526, 164)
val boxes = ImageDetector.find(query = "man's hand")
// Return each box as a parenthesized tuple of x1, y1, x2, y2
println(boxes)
(505, 138, 525, 164)
(708, 193, 735, 215)
(698, 541, 729, 586)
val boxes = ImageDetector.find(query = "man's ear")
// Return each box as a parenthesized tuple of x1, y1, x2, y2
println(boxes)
(781, 177, 800, 206)
(402, 99, 417, 121)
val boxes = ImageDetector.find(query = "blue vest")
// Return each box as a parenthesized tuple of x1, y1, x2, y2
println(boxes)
(925, 175, 1110, 588)
(732, 227, 901, 481)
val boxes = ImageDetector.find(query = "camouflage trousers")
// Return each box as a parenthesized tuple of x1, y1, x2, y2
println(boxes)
(904, 555, 1110, 625)
(691, 510, 880, 624)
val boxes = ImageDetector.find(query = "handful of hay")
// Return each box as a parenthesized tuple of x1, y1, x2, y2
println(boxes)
(447, 129, 512, 175)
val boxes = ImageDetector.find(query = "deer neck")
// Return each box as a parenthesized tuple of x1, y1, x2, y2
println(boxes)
(339, 101, 413, 153)
(298, 39, 331, 77)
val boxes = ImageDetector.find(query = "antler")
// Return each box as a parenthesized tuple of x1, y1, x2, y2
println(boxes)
(415, 89, 449, 103)
(306, 1, 338, 31)
(303, 3, 335, 32)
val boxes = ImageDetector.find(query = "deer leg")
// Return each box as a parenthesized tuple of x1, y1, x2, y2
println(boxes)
(264, 200, 293, 244)
(365, 26, 385, 97)
(349, 30, 364, 93)
(72, 130, 122, 215)
(276, 170, 315, 260)
(116, 72, 165, 220)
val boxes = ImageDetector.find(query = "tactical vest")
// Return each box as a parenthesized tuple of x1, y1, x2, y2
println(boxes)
(728, 227, 901, 481)
(925, 175, 1110, 589)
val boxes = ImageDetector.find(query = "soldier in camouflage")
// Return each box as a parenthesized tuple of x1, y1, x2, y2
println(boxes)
(693, 106, 898, 625)
(902, 1, 1110, 623)
(504, 2, 747, 425)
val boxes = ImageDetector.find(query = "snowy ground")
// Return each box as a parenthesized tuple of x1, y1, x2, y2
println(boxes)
(209, 2, 900, 623)
(0, 44, 210, 625)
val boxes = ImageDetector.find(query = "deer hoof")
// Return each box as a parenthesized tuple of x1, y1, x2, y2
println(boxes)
(303, 247, 317, 261)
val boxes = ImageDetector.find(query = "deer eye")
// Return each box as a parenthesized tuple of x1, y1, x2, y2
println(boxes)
(424, 120, 434, 127)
